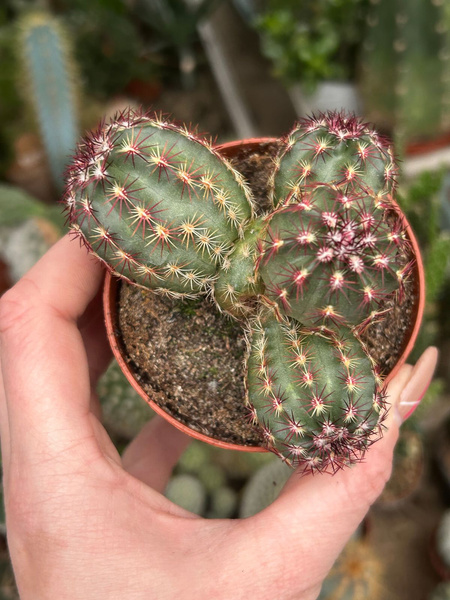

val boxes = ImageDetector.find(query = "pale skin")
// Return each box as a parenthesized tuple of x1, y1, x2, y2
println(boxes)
(0, 236, 438, 600)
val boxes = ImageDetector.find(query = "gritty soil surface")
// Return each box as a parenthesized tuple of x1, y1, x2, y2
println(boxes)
(118, 287, 262, 445)
(116, 141, 419, 447)
(362, 273, 416, 376)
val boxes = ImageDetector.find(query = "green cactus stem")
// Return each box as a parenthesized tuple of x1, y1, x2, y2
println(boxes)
(66, 108, 253, 298)
(165, 474, 207, 516)
(18, 12, 79, 192)
(214, 219, 265, 317)
(245, 307, 385, 473)
(258, 183, 410, 329)
(97, 360, 154, 441)
(430, 583, 450, 600)
(270, 112, 397, 209)
(239, 458, 292, 518)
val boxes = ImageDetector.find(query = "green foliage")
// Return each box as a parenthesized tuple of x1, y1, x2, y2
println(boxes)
(130, 0, 219, 87)
(0, 184, 63, 283)
(398, 169, 450, 360)
(255, 0, 368, 90)
(133, 0, 218, 50)
(0, 10, 23, 174)
(67, 5, 149, 99)
(0, 184, 64, 229)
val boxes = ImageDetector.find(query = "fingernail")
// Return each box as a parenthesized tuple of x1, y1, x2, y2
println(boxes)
(396, 347, 439, 423)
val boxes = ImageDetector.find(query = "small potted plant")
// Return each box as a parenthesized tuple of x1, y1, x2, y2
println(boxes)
(252, 0, 367, 115)
(64, 108, 424, 474)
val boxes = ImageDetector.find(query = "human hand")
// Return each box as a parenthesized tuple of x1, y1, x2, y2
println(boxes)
(0, 235, 438, 600)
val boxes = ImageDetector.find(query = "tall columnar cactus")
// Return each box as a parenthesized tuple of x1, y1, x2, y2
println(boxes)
(66, 109, 412, 473)
(361, 0, 450, 148)
(18, 11, 79, 191)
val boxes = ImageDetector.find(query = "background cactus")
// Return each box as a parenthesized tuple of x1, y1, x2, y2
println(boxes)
(317, 540, 383, 600)
(164, 474, 207, 515)
(17, 12, 79, 192)
(429, 583, 450, 600)
(361, 0, 450, 149)
(436, 509, 450, 572)
(239, 457, 292, 517)
(66, 108, 413, 473)
(97, 360, 154, 441)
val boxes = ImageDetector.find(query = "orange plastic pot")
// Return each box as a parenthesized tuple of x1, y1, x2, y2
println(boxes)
(103, 138, 425, 452)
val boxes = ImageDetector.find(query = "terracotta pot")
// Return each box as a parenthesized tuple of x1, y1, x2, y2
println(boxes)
(103, 138, 425, 452)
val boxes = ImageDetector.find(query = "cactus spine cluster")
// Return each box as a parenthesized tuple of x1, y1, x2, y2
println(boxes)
(66, 108, 412, 474)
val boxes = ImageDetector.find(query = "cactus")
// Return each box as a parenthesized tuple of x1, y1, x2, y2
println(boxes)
(240, 457, 292, 517)
(259, 184, 408, 329)
(97, 360, 154, 441)
(317, 540, 383, 600)
(65, 108, 253, 298)
(66, 108, 413, 473)
(17, 11, 79, 191)
(245, 308, 385, 473)
(208, 486, 238, 519)
(271, 112, 397, 207)
(361, 0, 450, 149)
(430, 583, 450, 600)
(165, 474, 207, 516)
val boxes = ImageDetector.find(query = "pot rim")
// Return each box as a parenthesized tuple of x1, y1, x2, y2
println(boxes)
(103, 137, 425, 452)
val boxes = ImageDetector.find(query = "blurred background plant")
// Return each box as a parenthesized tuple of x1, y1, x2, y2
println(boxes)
(1, 0, 450, 597)
(360, 0, 450, 152)
(246, 0, 368, 93)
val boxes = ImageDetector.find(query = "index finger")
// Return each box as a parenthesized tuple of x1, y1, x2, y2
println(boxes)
(0, 235, 105, 468)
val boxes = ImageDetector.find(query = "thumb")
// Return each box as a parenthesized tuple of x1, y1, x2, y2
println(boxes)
(247, 347, 438, 588)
